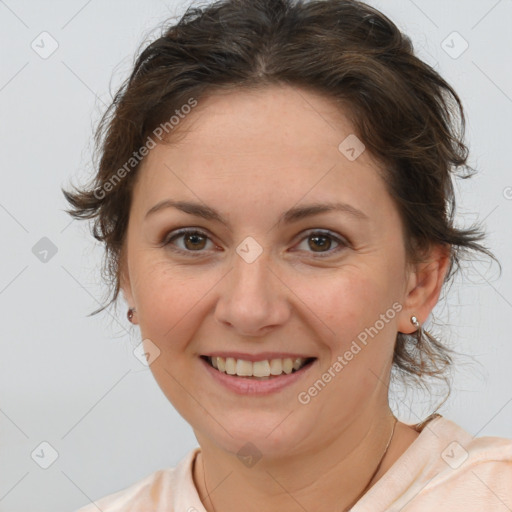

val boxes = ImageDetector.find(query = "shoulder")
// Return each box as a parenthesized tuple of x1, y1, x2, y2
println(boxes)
(75, 468, 170, 512)
(400, 416, 512, 510)
(423, 415, 512, 469)
(74, 448, 200, 512)
(356, 415, 512, 511)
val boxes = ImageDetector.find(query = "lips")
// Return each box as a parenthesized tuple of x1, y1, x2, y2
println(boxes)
(200, 354, 317, 394)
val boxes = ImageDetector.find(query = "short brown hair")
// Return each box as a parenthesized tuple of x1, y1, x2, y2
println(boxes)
(62, 0, 499, 401)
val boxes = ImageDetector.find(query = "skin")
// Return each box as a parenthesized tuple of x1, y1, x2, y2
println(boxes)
(120, 85, 450, 511)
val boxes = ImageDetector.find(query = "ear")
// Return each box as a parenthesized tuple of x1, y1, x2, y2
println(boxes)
(397, 243, 451, 334)
(119, 249, 138, 324)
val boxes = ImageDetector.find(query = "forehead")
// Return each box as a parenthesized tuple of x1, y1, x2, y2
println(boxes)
(164, 85, 362, 160)
(132, 85, 391, 222)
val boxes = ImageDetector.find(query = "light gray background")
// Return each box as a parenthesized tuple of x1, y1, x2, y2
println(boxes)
(0, 1, 511, 511)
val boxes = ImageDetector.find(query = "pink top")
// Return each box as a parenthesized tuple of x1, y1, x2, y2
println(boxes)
(75, 415, 512, 511)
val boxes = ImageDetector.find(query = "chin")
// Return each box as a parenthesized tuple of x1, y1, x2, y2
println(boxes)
(200, 413, 311, 459)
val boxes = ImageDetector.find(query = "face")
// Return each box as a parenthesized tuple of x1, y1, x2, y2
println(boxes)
(121, 85, 427, 457)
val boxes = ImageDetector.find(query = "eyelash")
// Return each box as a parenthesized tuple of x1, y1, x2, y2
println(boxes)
(161, 228, 349, 258)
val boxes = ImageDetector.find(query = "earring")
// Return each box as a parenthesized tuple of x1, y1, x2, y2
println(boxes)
(127, 307, 136, 322)
(410, 315, 423, 343)
(410, 315, 420, 329)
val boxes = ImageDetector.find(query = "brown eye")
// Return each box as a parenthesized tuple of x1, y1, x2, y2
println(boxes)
(308, 234, 333, 252)
(295, 230, 347, 257)
(164, 229, 213, 255)
(182, 232, 207, 250)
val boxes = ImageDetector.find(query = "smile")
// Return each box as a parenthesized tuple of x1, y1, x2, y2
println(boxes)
(199, 354, 317, 395)
(202, 355, 316, 379)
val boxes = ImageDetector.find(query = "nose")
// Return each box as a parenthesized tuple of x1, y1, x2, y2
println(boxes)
(214, 249, 291, 337)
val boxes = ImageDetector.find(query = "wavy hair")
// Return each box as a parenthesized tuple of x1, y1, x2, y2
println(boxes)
(62, 0, 499, 403)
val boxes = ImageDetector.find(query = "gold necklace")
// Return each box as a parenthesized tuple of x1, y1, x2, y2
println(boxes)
(341, 416, 398, 511)
(201, 416, 398, 512)
(202, 453, 218, 512)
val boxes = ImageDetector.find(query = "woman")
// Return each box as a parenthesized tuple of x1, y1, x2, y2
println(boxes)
(63, 0, 512, 510)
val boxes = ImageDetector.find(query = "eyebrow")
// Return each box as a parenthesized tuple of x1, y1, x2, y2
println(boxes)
(144, 199, 369, 226)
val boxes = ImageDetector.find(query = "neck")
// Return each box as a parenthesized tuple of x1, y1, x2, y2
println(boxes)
(193, 405, 413, 512)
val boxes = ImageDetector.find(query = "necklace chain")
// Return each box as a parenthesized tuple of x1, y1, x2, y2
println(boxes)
(202, 416, 398, 512)
(341, 416, 398, 511)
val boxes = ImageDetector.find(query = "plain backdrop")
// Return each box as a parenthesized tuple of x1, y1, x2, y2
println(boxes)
(0, 0, 511, 510)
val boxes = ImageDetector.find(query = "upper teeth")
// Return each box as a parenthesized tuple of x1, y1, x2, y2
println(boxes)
(209, 356, 308, 377)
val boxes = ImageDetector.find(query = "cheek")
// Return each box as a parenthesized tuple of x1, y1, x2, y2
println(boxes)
(291, 265, 398, 340)
(131, 255, 223, 346)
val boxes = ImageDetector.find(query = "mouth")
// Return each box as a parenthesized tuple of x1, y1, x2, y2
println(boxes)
(200, 355, 317, 380)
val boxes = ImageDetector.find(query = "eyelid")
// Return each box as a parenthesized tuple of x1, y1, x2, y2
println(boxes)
(292, 229, 349, 256)
(288, 229, 350, 259)
(162, 227, 349, 257)
(161, 228, 216, 256)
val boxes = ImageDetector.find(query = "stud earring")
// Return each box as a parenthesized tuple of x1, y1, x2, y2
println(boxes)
(127, 307, 136, 322)
(410, 315, 423, 342)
